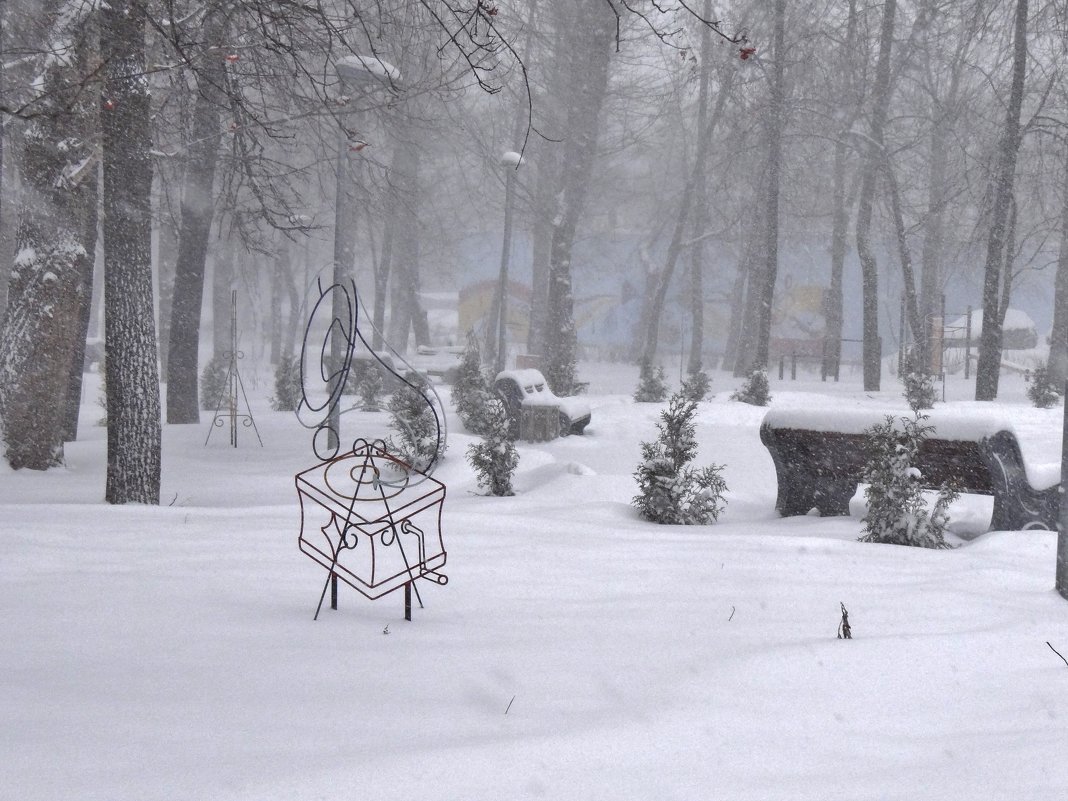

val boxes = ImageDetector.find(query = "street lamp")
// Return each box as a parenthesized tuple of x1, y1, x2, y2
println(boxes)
(327, 55, 401, 452)
(493, 150, 522, 375)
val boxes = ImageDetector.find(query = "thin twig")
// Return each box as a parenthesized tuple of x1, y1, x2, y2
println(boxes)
(1048, 642, 1068, 668)
(505, 695, 515, 715)
(728, 605, 736, 622)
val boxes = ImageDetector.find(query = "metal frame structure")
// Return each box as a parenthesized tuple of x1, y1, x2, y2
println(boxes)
(297, 438, 447, 620)
(294, 276, 449, 620)
(205, 290, 262, 447)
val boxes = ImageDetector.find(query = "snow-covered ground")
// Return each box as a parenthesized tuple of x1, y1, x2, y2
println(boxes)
(4, 362, 1068, 800)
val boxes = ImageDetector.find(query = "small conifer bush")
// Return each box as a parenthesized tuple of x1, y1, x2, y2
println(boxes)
(466, 397, 519, 496)
(357, 365, 384, 411)
(634, 358, 668, 403)
(633, 391, 727, 525)
(200, 356, 228, 411)
(271, 354, 302, 412)
(902, 369, 937, 411)
(681, 369, 711, 402)
(730, 367, 770, 406)
(453, 330, 493, 434)
(388, 373, 446, 472)
(1026, 362, 1062, 409)
(859, 413, 957, 548)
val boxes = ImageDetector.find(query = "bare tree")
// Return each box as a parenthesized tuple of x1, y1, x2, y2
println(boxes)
(164, 8, 230, 424)
(975, 0, 1029, 401)
(854, 0, 897, 392)
(735, 0, 786, 379)
(543, 0, 616, 395)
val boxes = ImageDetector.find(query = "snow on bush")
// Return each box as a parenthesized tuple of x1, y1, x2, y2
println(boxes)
(634, 358, 668, 403)
(357, 364, 384, 411)
(859, 412, 957, 549)
(388, 372, 445, 471)
(731, 367, 770, 406)
(270, 354, 302, 412)
(681, 369, 711, 402)
(200, 356, 227, 411)
(466, 396, 518, 496)
(1026, 362, 1062, 409)
(633, 391, 727, 525)
(452, 330, 493, 434)
(902, 369, 937, 412)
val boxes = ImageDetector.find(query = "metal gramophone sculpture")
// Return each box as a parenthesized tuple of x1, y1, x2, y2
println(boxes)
(295, 277, 447, 620)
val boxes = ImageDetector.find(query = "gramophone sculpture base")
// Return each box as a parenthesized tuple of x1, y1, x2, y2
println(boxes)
(296, 440, 448, 619)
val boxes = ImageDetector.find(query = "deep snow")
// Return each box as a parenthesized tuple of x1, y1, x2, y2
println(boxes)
(3, 361, 1068, 800)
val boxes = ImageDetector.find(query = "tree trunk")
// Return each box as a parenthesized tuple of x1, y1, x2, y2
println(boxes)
(385, 126, 423, 354)
(156, 206, 178, 377)
(0, 4, 97, 469)
(918, 114, 949, 373)
(101, 0, 161, 504)
(212, 240, 232, 362)
(544, 1, 615, 395)
(824, 0, 860, 381)
(855, 0, 897, 392)
(643, 36, 731, 369)
(883, 160, 922, 348)
(374, 204, 393, 351)
(1048, 156, 1068, 386)
(62, 163, 99, 443)
(269, 245, 285, 365)
(724, 246, 752, 372)
(750, 0, 787, 374)
(165, 11, 226, 423)
(975, 0, 1028, 401)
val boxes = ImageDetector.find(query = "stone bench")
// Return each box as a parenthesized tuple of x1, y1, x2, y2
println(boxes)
(759, 408, 1060, 531)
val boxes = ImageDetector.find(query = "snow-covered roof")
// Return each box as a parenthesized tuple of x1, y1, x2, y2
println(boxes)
(946, 308, 1035, 339)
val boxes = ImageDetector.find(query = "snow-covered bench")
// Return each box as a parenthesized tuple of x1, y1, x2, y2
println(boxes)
(494, 369, 591, 442)
(759, 408, 1060, 531)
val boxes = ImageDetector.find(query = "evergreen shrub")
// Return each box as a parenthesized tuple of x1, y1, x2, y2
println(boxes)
(633, 391, 727, 525)
(859, 413, 957, 548)
(681, 369, 711, 402)
(1026, 362, 1062, 409)
(200, 356, 228, 411)
(271, 354, 302, 412)
(453, 331, 493, 434)
(634, 358, 668, 403)
(388, 373, 446, 471)
(730, 368, 770, 406)
(466, 397, 519, 496)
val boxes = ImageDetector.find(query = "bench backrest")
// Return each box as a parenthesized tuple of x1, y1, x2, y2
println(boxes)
(763, 426, 997, 495)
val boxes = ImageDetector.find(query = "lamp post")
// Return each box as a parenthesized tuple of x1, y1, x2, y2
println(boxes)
(493, 150, 522, 375)
(327, 55, 400, 453)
